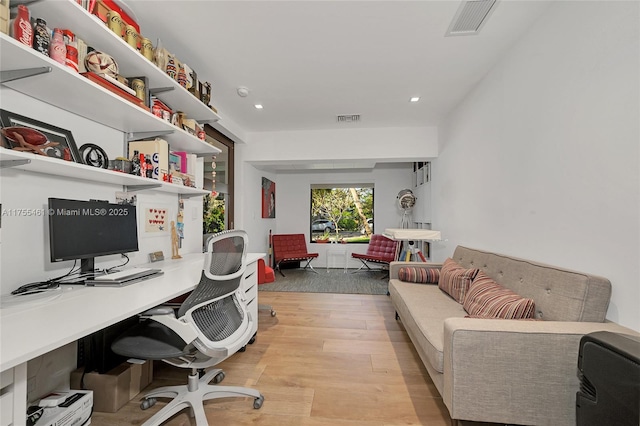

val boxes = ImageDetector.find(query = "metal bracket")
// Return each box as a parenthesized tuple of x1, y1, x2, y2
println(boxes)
(1, 67, 52, 84)
(149, 87, 175, 95)
(0, 159, 31, 169)
(179, 192, 207, 199)
(127, 130, 173, 141)
(124, 184, 162, 192)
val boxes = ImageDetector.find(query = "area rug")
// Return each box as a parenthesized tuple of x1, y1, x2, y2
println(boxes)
(257, 268, 389, 295)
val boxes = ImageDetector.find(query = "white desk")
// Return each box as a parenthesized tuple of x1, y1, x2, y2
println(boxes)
(0, 252, 263, 426)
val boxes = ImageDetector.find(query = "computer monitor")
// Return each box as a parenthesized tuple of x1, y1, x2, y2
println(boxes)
(48, 198, 138, 275)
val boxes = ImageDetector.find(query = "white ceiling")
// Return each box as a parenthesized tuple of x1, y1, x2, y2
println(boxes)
(127, 1, 552, 138)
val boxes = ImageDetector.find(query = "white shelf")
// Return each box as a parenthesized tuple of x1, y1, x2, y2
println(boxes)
(25, 0, 221, 124)
(0, 148, 209, 197)
(1, 34, 220, 155)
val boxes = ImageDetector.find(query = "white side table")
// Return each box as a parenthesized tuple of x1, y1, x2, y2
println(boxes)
(326, 244, 349, 273)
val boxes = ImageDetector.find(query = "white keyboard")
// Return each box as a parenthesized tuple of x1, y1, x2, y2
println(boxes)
(93, 267, 153, 281)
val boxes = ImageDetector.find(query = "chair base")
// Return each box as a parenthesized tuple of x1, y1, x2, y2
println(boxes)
(350, 260, 389, 279)
(275, 258, 318, 277)
(138, 368, 263, 426)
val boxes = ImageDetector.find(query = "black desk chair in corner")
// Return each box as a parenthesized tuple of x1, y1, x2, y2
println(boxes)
(111, 230, 264, 426)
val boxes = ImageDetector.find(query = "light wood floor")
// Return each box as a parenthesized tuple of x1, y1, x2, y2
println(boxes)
(92, 291, 455, 425)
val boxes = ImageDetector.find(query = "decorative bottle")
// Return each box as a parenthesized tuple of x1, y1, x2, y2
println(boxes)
(49, 28, 67, 65)
(63, 29, 79, 72)
(145, 158, 153, 178)
(130, 150, 141, 176)
(32, 18, 50, 56)
(11, 5, 32, 47)
(139, 153, 147, 177)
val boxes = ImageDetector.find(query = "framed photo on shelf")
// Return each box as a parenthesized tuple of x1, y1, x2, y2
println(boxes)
(0, 109, 82, 163)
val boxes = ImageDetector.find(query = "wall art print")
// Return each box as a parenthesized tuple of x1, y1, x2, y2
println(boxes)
(262, 177, 275, 219)
(144, 205, 169, 233)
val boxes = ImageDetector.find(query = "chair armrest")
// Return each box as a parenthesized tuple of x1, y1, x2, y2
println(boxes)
(442, 318, 638, 425)
(148, 314, 199, 345)
(140, 306, 176, 316)
(389, 261, 442, 280)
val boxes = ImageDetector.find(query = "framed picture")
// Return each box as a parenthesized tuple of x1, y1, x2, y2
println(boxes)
(0, 109, 82, 163)
(262, 177, 275, 218)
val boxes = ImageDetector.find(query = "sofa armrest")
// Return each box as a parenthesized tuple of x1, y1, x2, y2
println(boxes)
(442, 317, 638, 425)
(389, 261, 442, 280)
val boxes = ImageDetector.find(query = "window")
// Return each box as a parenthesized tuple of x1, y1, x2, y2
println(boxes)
(310, 185, 373, 243)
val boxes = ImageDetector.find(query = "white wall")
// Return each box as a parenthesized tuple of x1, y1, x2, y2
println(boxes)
(432, 1, 639, 330)
(236, 126, 435, 257)
(242, 126, 438, 165)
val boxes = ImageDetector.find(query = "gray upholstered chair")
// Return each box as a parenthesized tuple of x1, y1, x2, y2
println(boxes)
(111, 230, 263, 425)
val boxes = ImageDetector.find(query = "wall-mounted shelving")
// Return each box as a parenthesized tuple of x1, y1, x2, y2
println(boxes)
(1, 34, 220, 155)
(25, 0, 221, 123)
(0, 148, 209, 197)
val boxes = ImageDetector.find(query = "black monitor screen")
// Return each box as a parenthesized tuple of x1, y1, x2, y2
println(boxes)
(48, 198, 138, 271)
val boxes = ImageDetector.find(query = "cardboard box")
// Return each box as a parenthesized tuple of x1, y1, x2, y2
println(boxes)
(128, 138, 170, 180)
(129, 360, 153, 399)
(70, 364, 130, 413)
(36, 390, 93, 426)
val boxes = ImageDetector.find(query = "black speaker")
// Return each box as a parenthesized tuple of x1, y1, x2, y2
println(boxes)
(576, 331, 640, 426)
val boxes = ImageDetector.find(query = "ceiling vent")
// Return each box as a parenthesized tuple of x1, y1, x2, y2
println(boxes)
(445, 0, 498, 36)
(337, 114, 360, 123)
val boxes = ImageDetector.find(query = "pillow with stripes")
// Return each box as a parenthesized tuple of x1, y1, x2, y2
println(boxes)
(437, 258, 479, 303)
(398, 267, 440, 284)
(463, 271, 535, 319)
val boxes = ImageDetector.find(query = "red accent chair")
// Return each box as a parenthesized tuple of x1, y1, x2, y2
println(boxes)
(271, 233, 319, 277)
(351, 234, 400, 273)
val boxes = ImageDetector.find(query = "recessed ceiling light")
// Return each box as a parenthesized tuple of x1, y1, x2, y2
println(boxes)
(254, 104, 263, 109)
(410, 97, 420, 102)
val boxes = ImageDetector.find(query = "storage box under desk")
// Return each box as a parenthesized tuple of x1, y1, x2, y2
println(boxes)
(70, 360, 153, 412)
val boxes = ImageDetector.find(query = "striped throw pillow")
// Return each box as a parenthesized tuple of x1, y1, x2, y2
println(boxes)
(398, 267, 440, 284)
(463, 271, 536, 319)
(437, 258, 479, 303)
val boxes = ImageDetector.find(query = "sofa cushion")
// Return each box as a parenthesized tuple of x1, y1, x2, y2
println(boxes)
(389, 279, 467, 376)
(398, 266, 440, 284)
(437, 258, 479, 303)
(463, 271, 536, 319)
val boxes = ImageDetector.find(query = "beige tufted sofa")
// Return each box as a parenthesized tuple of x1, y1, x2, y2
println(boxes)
(389, 245, 638, 426)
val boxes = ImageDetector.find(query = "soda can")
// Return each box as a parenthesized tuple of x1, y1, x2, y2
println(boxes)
(141, 37, 154, 61)
(106, 10, 123, 38)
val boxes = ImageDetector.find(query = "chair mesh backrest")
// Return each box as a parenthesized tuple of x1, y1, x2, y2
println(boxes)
(177, 230, 248, 341)
(366, 234, 398, 262)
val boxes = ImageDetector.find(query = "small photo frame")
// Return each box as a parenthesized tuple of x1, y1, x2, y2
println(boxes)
(0, 109, 82, 163)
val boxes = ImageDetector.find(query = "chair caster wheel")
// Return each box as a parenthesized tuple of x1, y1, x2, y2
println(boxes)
(141, 398, 156, 410)
(253, 395, 264, 409)
(249, 334, 256, 344)
(239, 345, 246, 352)
(271, 310, 277, 317)
(213, 371, 225, 384)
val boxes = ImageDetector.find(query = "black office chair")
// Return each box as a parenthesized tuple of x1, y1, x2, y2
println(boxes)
(111, 230, 263, 426)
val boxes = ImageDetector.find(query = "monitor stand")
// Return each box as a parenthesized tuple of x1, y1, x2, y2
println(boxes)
(78, 258, 97, 282)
